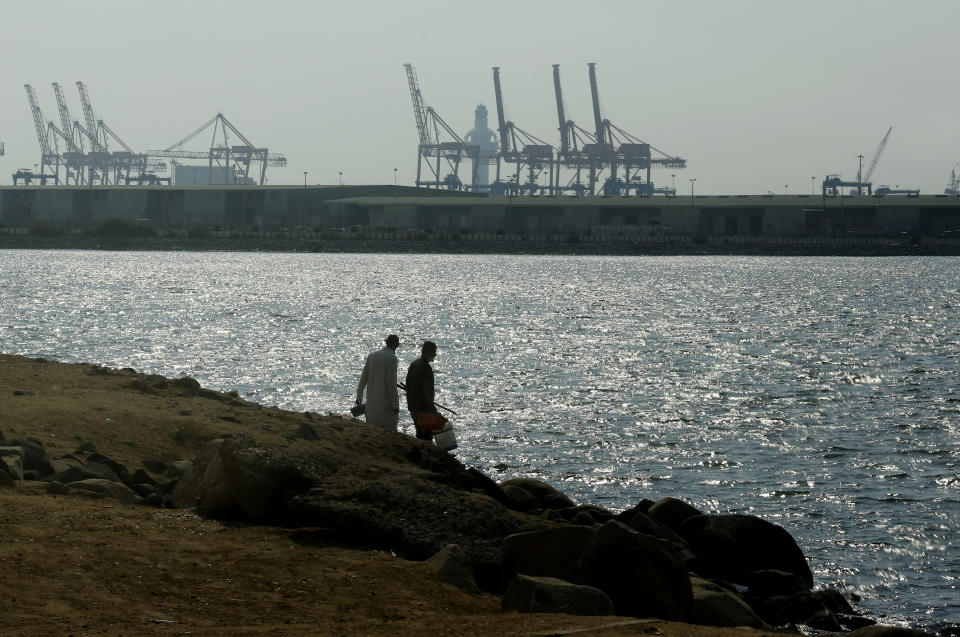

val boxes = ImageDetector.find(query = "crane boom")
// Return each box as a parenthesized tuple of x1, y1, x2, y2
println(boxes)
(552, 64, 570, 157)
(403, 63, 430, 147)
(52, 83, 81, 153)
(24, 84, 50, 155)
(587, 63, 605, 144)
(492, 67, 512, 156)
(76, 81, 106, 152)
(864, 126, 892, 183)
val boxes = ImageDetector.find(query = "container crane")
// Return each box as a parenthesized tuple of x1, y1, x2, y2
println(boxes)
(147, 113, 285, 185)
(403, 63, 479, 191)
(24, 84, 61, 184)
(584, 63, 686, 196)
(490, 67, 555, 195)
(52, 82, 88, 184)
(552, 65, 604, 196)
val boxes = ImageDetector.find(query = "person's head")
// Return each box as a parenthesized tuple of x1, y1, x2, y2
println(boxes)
(421, 341, 437, 361)
(385, 334, 400, 350)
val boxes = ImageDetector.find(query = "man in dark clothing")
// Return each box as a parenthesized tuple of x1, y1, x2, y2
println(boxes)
(406, 341, 439, 441)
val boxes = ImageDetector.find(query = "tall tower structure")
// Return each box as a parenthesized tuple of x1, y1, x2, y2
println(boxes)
(463, 104, 499, 191)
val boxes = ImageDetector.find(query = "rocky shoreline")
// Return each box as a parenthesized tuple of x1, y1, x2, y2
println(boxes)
(0, 354, 939, 636)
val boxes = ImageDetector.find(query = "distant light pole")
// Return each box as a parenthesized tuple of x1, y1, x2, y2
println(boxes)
(338, 171, 343, 186)
(393, 167, 398, 186)
(689, 178, 696, 205)
(857, 154, 864, 195)
(301, 171, 308, 228)
(784, 185, 788, 195)
(671, 173, 676, 190)
(811, 176, 815, 195)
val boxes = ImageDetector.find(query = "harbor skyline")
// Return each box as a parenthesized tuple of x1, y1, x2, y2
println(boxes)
(1, 0, 958, 195)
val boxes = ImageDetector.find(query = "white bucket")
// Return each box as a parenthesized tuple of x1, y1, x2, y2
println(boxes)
(434, 424, 457, 452)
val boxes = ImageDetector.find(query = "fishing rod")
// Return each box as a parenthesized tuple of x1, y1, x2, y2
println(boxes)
(397, 382, 458, 416)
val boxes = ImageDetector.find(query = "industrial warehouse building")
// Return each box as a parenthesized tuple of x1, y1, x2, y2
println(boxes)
(2, 185, 960, 238)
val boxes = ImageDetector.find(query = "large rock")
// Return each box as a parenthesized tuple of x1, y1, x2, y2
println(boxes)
(288, 470, 535, 562)
(647, 497, 703, 533)
(689, 576, 770, 629)
(171, 438, 244, 517)
(625, 511, 694, 560)
(85, 453, 132, 486)
(679, 513, 813, 588)
(500, 478, 575, 510)
(67, 478, 142, 505)
(579, 520, 693, 621)
(424, 544, 479, 594)
(501, 525, 596, 585)
(0, 446, 25, 481)
(502, 575, 614, 616)
(501, 520, 693, 621)
(51, 462, 122, 484)
(8, 437, 55, 478)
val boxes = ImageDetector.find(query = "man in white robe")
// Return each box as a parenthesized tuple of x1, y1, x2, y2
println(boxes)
(355, 334, 401, 430)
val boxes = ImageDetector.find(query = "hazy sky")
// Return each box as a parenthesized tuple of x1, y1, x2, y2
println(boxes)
(2, 0, 958, 194)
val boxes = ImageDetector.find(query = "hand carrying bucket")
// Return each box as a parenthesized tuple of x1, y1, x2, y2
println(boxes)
(434, 423, 457, 452)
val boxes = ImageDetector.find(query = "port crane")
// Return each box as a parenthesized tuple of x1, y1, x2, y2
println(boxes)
(552, 64, 600, 196)
(147, 113, 285, 185)
(584, 63, 686, 196)
(404, 63, 479, 191)
(23, 82, 167, 186)
(822, 126, 905, 196)
(490, 66, 555, 195)
(23, 84, 63, 184)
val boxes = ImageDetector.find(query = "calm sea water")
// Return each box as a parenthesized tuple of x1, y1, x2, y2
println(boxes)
(1, 249, 958, 632)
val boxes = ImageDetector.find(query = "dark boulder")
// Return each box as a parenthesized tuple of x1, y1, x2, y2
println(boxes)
(67, 478, 141, 505)
(689, 576, 770, 629)
(86, 453, 132, 485)
(579, 520, 693, 621)
(752, 590, 843, 631)
(500, 478, 575, 510)
(501, 525, 595, 585)
(614, 498, 655, 523)
(625, 511, 693, 556)
(556, 504, 616, 525)
(647, 497, 703, 533)
(679, 513, 813, 589)
(501, 483, 537, 512)
(0, 447, 25, 481)
(502, 575, 614, 616)
(9, 437, 55, 478)
(51, 462, 121, 484)
(424, 544, 480, 594)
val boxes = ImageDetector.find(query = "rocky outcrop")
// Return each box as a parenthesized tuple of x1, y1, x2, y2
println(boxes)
(0, 399, 902, 633)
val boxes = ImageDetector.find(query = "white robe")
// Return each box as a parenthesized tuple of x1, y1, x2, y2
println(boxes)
(355, 346, 400, 430)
